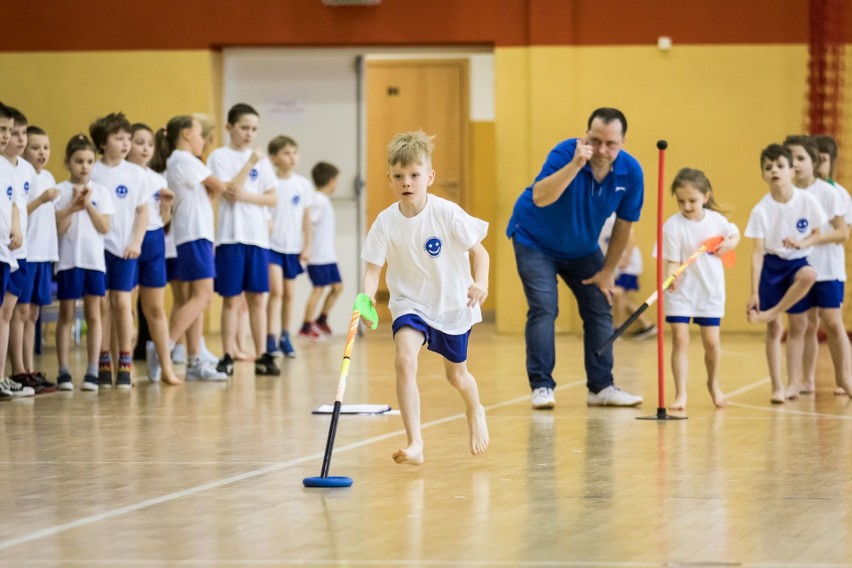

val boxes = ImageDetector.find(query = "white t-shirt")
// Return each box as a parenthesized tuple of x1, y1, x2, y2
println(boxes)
(91, 160, 151, 257)
(598, 213, 642, 276)
(165, 150, 214, 246)
(270, 173, 314, 254)
(362, 195, 488, 335)
(27, 169, 59, 262)
(800, 179, 847, 281)
(145, 168, 168, 231)
(207, 147, 275, 249)
(744, 189, 828, 260)
(9, 157, 36, 260)
(308, 191, 337, 265)
(662, 210, 739, 318)
(55, 180, 115, 272)
(0, 160, 17, 270)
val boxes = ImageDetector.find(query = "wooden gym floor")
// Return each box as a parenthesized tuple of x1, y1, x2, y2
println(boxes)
(1, 324, 851, 567)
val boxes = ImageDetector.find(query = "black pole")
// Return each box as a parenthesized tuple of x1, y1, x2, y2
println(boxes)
(320, 400, 343, 479)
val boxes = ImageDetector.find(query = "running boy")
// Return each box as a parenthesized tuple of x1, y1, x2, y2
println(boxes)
(361, 131, 489, 465)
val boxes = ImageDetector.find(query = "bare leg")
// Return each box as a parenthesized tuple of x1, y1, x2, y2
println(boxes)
(267, 265, 283, 340)
(100, 293, 111, 356)
(819, 307, 852, 397)
(0, 292, 19, 378)
(10, 301, 28, 375)
(320, 282, 343, 317)
(220, 295, 240, 357)
(700, 325, 725, 408)
(23, 304, 40, 371)
(393, 327, 425, 465)
(111, 290, 134, 354)
(748, 266, 816, 324)
(282, 277, 296, 336)
(785, 312, 809, 399)
(800, 308, 819, 393)
(443, 358, 489, 455)
(83, 295, 102, 370)
(167, 279, 188, 349)
(303, 286, 324, 327)
(56, 300, 75, 371)
(765, 317, 785, 403)
(140, 286, 181, 386)
(234, 297, 253, 359)
(169, 278, 214, 356)
(668, 322, 689, 410)
(245, 291, 267, 356)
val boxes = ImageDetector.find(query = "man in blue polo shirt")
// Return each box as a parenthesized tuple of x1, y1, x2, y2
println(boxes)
(507, 107, 644, 409)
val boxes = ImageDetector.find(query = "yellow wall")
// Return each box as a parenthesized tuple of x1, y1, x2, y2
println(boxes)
(495, 45, 809, 334)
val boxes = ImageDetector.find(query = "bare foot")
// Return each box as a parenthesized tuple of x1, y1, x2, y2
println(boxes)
(392, 444, 424, 465)
(708, 384, 726, 408)
(467, 405, 489, 455)
(833, 387, 847, 396)
(785, 384, 800, 400)
(799, 381, 816, 394)
(668, 397, 687, 411)
(770, 388, 786, 404)
(747, 309, 769, 324)
(162, 372, 183, 386)
(834, 380, 852, 397)
(233, 350, 253, 361)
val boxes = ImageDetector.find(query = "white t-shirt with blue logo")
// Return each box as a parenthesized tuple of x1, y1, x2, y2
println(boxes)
(144, 168, 168, 232)
(27, 169, 60, 262)
(800, 179, 847, 281)
(0, 159, 18, 270)
(362, 195, 488, 335)
(744, 189, 827, 261)
(270, 172, 314, 255)
(55, 180, 115, 272)
(9, 157, 36, 260)
(91, 160, 151, 257)
(207, 146, 276, 249)
(165, 150, 214, 246)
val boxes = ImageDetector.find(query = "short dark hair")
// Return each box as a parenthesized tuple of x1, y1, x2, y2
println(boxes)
(587, 107, 627, 136)
(26, 125, 46, 137)
(760, 143, 792, 166)
(65, 134, 98, 161)
(268, 135, 298, 156)
(0, 102, 12, 120)
(8, 107, 27, 127)
(312, 161, 339, 188)
(89, 112, 132, 153)
(812, 134, 838, 161)
(227, 103, 259, 125)
(783, 135, 820, 166)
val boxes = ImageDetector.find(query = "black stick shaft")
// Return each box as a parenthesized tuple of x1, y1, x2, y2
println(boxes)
(320, 400, 343, 478)
(595, 302, 650, 357)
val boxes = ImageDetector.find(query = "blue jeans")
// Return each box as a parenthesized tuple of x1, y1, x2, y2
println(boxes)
(513, 240, 614, 393)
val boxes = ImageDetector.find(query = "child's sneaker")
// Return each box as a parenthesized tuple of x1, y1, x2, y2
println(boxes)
(314, 320, 333, 336)
(115, 371, 132, 390)
(186, 361, 228, 381)
(199, 338, 219, 365)
(299, 325, 322, 341)
(171, 343, 186, 365)
(12, 372, 56, 394)
(0, 378, 35, 398)
(279, 332, 296, 359)
(57, 372, 74, 391)
(216, 353, 235, 376)
(146, 341, 161, 383)
(255, 353, 281, 376)
(81, 374, 99, 392)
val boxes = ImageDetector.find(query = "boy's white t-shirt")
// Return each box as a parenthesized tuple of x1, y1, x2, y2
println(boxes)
(270, 173, 314, 254)
(144, 168, 168, 231)
(744, 189, 828, 260)
(598, 213, 642, 276)
(9, 157, 37, 260)
(361, 195, 488, 335)
(0, 160, 17, 270)
(27, 169, 60, 262)
(308, 191, 337, 265)
(801, 179, 847, 281)
(55, 180, 115, 272)
(165, 150, 214, 246)
(661, 210, 739, 318)
(207, 147, 276, 248)
(91, 160, 151, 257)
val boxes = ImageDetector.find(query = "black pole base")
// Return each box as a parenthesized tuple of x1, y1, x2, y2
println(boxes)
(636, 407, 687, 421)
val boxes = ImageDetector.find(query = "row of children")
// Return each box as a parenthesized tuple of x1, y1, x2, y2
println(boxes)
(0, 101, 343, 398)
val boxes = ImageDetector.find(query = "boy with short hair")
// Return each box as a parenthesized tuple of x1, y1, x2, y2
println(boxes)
(745, 143, 827, 403)
(361, 130, 489, 465)
(299, 161, 342, 339)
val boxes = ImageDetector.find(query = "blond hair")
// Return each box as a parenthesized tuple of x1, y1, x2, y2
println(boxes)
(387, 130, 434, 168)
(191, 112, 215, 140)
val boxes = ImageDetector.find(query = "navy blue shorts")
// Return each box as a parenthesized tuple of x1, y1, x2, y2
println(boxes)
(166, 257, 180, 282)
(665, 316, 721, 327)
(807, 280, 844, 309)
(176, 239, 215, 282)
(214, 243, 270, 297)
(759, 254, 813, 314)
(6, 259, 33, 300)
(138, 228, 167, 288)
(307, 263, 342, 287)
(17, 261, 53, 305)
(105, 251, 139, 292)
(269, 251, 304, 279)
(57, 268, 106, 300)
(615, 273, 639, 291)
(0, 262, 10, 306)
(392, 313, 470, 364)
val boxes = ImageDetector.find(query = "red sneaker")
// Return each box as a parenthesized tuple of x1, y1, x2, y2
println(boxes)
(299, 326, 322, 341)
(314, 321, 333, 336)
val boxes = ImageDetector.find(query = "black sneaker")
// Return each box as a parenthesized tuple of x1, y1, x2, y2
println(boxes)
(57, 372, 74, 392)
(12, 372, 56, 394)
(82, 374, 99, 392)
(255, 353, 281, 376)
(97, 369, 113, 388)
(217, 353, 235, 376)
(115, 371, 132, 390)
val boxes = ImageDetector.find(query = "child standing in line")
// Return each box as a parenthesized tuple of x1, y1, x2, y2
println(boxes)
(784, 135, 852, 398)
(89, 112, 149, 390)
(300, 161, 343, 339)
(267, 136, 313, 357)
(662, 168, 740, 410)
(55, 135, 114, 392)
(745, 144, 827, 404)
(206, 103, 279, 377)
(361, 131, 489, 465)
(126, 123, 181, 386)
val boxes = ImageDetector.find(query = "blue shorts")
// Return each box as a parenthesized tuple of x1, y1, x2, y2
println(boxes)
(392, 313, 470, 364)
(105, 251, 139, 292)
(6, 259, 34, 300)
(0, 262, 10, 306)
(615, 273, 639, 291)
(17, 261, 53, 305)
(759, 255, 813, 315)
(214, 243, 270, 297)
(57, 268, 106, 300)
(269, 251, 304, 279)
(138, 228, 167, 288)
(808, 280, 844, 309)
(166, 257, 180, 282)
(665, 316, 721, 327)
(307, 263, 342, 287)
(176, 239, 215, 282)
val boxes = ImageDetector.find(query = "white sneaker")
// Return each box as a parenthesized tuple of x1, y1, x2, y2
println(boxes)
(171, 344, 186, 365)
(186, 361, 228, 382)
(199, 339, 219, 365)
(531, 387, 556, 409)
(146, 341, 161, 383)
(0, 378, 34, 398)
(587, 385, 643, 407)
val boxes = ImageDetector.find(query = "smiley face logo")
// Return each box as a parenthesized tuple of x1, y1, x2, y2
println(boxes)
(424, 236, 442, 258)
(796, 218, 809, 233)
(116, 185, 129, 199)
(23, 181, 29, 195)
(292, 195, 300, 206)
(249, 168, 258, 181)
(5, 186, 12, 200)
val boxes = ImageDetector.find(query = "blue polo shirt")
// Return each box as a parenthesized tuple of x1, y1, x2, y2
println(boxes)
(506, 138, 644, 259)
